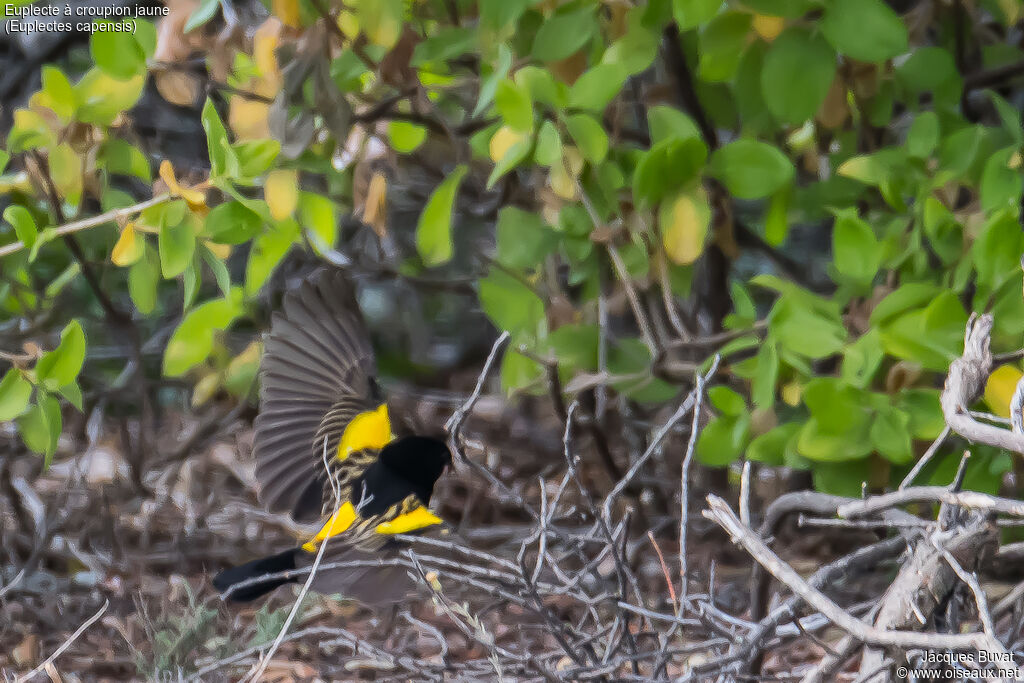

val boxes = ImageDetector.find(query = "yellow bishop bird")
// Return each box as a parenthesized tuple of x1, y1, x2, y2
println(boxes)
(213, 269, 452, 604)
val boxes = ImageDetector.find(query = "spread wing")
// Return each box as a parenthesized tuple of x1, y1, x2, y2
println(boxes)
(254, 269, 383, 522)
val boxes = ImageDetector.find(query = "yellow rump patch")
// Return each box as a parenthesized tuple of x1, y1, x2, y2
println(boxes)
(336, 404, 393, 461)
(302, 501, 357, 552)
(375, 506, 443, 535)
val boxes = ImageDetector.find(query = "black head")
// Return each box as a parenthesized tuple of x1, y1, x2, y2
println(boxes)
(352, 436, 451, 515)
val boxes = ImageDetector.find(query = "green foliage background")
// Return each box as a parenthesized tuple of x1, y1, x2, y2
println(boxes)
(2, 0, 1023, 495)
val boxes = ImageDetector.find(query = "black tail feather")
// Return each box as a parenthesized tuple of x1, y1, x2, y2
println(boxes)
(213, 548, 300, 603)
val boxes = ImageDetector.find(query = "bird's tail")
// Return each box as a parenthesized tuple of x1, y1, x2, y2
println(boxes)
(212, 548, 300, 602)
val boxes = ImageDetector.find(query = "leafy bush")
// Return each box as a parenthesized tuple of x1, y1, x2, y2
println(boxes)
(2, 0, 1023, 494)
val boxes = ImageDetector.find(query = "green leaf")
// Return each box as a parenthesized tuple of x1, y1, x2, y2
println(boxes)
(488, 135, 532, 188)
(831, 211, 881, 287)
(740, 0, 811, 17)
(412, 27, 477, 66)
(90, 22, 146, 80)
(4, 205, 37, 251)
(159, 218, 196, 278)
(246, 219, 298, 296)
(761, 27, 836, 125)
(980, 147, 1023, 214)
(906, 112, 939, 159)
(200, 243, 232, 297)
(387, 121, 428, 153)
(495, 80, 534, 132)
(709, 386, 746, 416)
(298, 192, 338, 248)
(478, 268, 545, 339)
(647, 106, 700, 145)
(764, 185, 791, 246)
(101, 138, 152, 181)
(696, 414, 751, 466)
(35, 66, 76, 122)
(878, 290, 968, 371)
(474, 44, 513, 117)
(698, 12, 752, 83)
(495, 207, 557, 270)
(751, 340, 779, 408)
(898, 388, 944, 440)
(18, 393, 61, 464)
(35, 320, 86, 391)
(331, 50, 371, 92)
(500, 348, 545, 394)
(973, 211, 1024, 291)
(185, 0, 220, 32)
(416, 165, 467, 267)
(895, 47, 962, 105)
(869, 282, 939, 326)
(233, 139, 281, 178)
(601, 15, 658, 75)
(74, 69, 145, 127)
(938, 125, 985, 178)
(514, 66, 567, 110)
(812, 459, 871, 496)
(565, 114, 609, 163)
(201, 99, 238, 179)
(357, 0, 403, 48)
(989, 91, 1024, 146)
(673, 0, 721, 29)
(820, 0, 908, 62)
(769, 296, 847, 359)
(205, 201, 263, 244)
(129, 245, 160, 314)
(870, 406, 913, 464)
(163, 293, 243, 377)
(59, 382, 83, 412)
(7, 108, 56, 152)
(534, 120, 562, 167)
(748, 423, 799, 466)
(568, 64, 627, 111)
(531, 5, 597, 62)
(632, 137, 708, 207)
(709, 139, 794, 200)
(842, 328, 884, 388)
(50, 143, 82, 208)
(0, 369, 32, 421)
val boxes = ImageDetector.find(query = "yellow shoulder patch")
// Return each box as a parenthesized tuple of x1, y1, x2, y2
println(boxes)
(302, 501, 357, 552)
(375, 506, 443, 535)
(336, 404, 393, 460)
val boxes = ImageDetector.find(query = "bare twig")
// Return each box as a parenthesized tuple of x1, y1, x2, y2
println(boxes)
(16, 599, 109, 682)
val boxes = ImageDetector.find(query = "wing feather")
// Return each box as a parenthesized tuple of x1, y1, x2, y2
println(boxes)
(254, 269, 379, 521)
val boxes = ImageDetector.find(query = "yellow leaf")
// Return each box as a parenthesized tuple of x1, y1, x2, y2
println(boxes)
(363, 170, 388, 238)
(985, 364, 1023, 418)
(204, 240, 232, 259)
(229, 96, 271, 142)
(659, 189, 711, 265)
(272, 0, 302, 28)
(265, 169, 298, 220)
(253, 18, 284, 96)
(752, 14, 785, 41)
(548, 163, 577, 200)
(159, 160, 207, 208)
(547, 148, 585, 200)
(489, 126, 526, 163)
(191, 371, 221, 408)
(111, 223, 144, 266)
(337, 10, 359, 38)
(781, 381, 802, 407)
